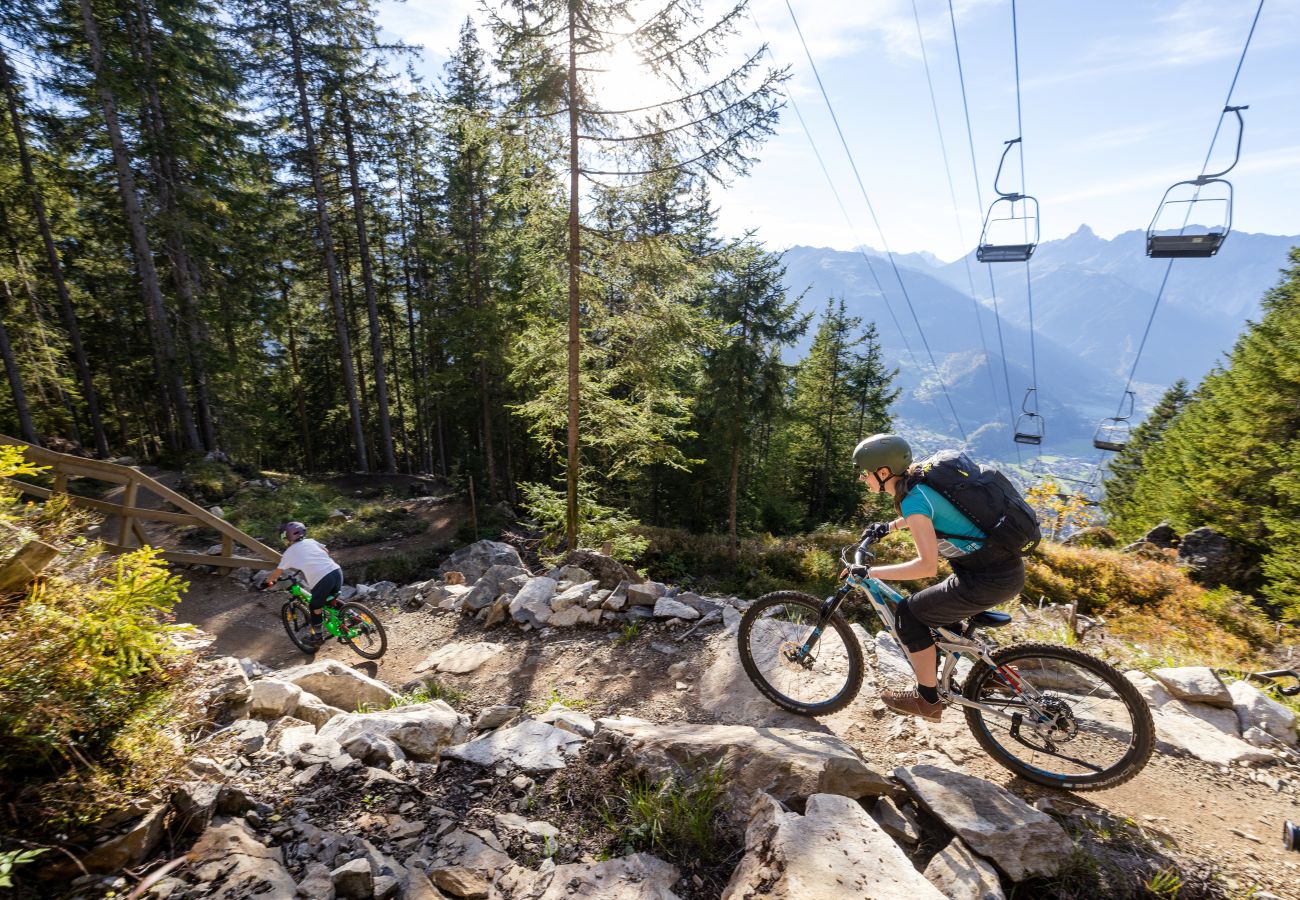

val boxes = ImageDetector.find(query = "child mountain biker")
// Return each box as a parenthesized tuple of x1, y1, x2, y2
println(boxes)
(854, 433, 1026, 722)
(262, 521, 343, 649)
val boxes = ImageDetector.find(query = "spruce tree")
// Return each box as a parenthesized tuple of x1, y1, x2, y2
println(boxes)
(1101, 378, 1189, 533)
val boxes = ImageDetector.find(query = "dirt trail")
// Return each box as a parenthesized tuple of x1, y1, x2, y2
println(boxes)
(172, 563, 1300, 899)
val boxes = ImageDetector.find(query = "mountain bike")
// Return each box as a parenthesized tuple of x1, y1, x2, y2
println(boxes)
(269, 573, 388, 660)
(736, 536, 1154, 791)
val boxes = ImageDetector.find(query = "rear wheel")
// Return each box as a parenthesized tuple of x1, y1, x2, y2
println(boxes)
(737, 591, 864, 716)
(962, 642, 1154, 791)
(281, 600, 318, 655)
(338, 602, 387, 660)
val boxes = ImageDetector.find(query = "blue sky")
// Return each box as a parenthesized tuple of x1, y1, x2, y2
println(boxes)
(378, 0, 1300, 261)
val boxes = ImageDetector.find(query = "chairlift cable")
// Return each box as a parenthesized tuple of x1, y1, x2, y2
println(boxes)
(784, 0, 968, 442)
(744, 12, 930, 386)
(1010, 0, 1041, 431)
(1092, 0, 1264, 487)
(946, 0, 1020, 459)
(910, 0, 999, 412)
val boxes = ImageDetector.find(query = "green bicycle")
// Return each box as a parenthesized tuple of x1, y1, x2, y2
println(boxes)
(273, 573, 388, 660)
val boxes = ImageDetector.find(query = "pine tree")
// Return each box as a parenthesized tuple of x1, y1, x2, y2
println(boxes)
(1101, 378, 1190, 533)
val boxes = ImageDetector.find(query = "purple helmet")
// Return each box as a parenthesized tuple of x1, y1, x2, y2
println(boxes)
(280, 521, 307, 543)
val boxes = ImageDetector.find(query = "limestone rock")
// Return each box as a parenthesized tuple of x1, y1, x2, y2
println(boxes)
(81, 804, 168, 872)
(332, 857, 374, 900)
(295, 692, 346, 729)
(172, 781, 221, 835)
(1151, 666, 1233, 708)
(483, 594, 511, 629)
(427, 828, 513, 896)
(319, 702, 471, 761)
(276, 659, 400, 712)
(556, 549, 644, 590)
(414, 642, 506, 675)
(1228, 680, 1297, 747)
(626, 582, 666, 607)
(924, 837, 1006, 900)
(556, 565, 595, 585)
(189, 820, 297, 899)
(596, 718, 892, 811)
(462, 564, 529, 611)
(653, 597, 699, 620)
(551, 580, 599, 611)
(510, 577, 557, 628)
(895, 764, 1072, 880)
(198, 656, 252, 717)
(249, 678, 302, 718)
(1124, 670, 1175, 709)
(871, 796, 921, 843)
(722, 793, 944, 900)
(874, 630, 916, 686)
(473, 705, 520, 731)
(1152, 702, 1275, 766)
(225, 718, 268, 753)
(536, 704, 597, 738)
(508, 853, 680, 900)
(443, 719, 585, 772)
(439, 540, 524, 584)
(297, 862, 336, 900)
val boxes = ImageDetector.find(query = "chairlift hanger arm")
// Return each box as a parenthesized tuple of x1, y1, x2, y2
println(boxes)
(992, 137, 1025, 200)
(1198, 105, 1248, 183)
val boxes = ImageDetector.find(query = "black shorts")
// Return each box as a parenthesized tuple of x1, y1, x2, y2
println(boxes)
(895, 558, 1025, 652)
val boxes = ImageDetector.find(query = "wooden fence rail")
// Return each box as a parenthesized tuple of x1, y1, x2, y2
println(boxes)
(0, 435, 279, 570)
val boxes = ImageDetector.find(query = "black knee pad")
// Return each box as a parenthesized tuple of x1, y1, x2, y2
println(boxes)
(895, 597, 935, 653)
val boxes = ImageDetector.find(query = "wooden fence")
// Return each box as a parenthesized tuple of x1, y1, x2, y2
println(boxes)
(0, 435, 279, 570)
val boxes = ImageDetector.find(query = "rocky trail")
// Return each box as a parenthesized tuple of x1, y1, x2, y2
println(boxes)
(51, 534, 1300, 899)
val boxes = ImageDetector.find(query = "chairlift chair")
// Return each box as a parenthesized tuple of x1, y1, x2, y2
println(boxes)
(1146, 106, 1247, 259)
(1093, 391, 1135, 452)
(1013, 388, 1044, 445)
(977, 138, 1040, 263)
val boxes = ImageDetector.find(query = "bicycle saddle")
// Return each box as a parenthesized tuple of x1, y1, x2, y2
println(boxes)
(969, 610, 1013, 628)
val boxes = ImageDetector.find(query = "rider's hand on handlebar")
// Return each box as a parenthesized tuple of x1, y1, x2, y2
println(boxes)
(860, 521, 892, 545)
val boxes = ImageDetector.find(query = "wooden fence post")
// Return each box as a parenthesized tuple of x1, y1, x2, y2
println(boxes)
(118, 476, 138, 548)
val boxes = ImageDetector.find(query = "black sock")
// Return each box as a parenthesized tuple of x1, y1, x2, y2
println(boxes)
(917, 684, 939, 704)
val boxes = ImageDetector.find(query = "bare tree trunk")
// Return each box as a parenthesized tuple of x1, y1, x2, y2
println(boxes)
(395, 168, 427, 473)
(283, 0, 367, 471)
(565, 5, 581, 551)
(0, 279, 38, 444)
(1, 46, 109, 456)
(281, 271, 315, 471)
(339, 95, 395, 471)
(77, 0, 201, 452)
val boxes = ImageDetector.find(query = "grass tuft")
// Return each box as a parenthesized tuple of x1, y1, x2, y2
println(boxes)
(601, 764, 728, 866)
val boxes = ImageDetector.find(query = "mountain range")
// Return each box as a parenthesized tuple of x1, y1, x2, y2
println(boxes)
(778, 226, 1300, 479)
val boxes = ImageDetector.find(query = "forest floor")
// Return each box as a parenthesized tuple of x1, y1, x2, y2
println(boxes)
(155, 476, 1300, 899)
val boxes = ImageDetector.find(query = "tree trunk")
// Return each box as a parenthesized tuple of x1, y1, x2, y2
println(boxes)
(0, 279, 38, 444)
(726, 439, 741, 561)
(565, 5, 581, 551)
(77, 0, 201, 452)
(339, 95, 396, 472)
(282, 271, 315, 471)
(0, 46, 109, 457)
(283, 0, 367, 472)
(396, 169, 427, 473)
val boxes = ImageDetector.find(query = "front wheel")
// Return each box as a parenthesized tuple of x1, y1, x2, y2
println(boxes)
(338, 602, 387, 660)
(281, 600, 318, 655)
(962, 642, 1154, 791)
(737, 591, 864, 716)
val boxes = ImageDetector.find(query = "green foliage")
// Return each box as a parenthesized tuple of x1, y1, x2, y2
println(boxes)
(372, 681, 466, 710)
(519, 481, 648, 562)
(0, 449, 191, 833)
(0, 848, 45, 888)
(1102, 379, 1190, 530)
(349, 547, 444, 586)
(180, 457, 245, 503)
(615, 621, 642, 645)
(601, 764, 728, 865)
(1113, 252, 1300, 619)
(220, 475, 423, 548)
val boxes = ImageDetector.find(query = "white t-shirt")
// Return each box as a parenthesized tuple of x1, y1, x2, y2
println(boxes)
(279, 538, 340, 589)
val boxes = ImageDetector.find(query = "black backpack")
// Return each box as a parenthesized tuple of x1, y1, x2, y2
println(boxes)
(906, 450, 1041, 558)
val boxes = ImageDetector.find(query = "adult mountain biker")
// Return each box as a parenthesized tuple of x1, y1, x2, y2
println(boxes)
(262, 521, 344, 649)
(854, 433, 1026, 722)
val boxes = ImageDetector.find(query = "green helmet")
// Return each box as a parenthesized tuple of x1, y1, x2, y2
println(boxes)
(852, 433, 913, 476)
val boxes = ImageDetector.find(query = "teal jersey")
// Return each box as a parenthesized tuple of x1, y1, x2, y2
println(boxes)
(900, 484, 986, 559)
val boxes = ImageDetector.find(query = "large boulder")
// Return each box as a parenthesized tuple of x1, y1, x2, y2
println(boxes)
(557, 549, 645, 590)
(1143, 522, 1179, 549)
(894, 765, 1073, 881)
(80, 804, 168, 872)
(461, 564, 530, 611)
(414, 641, 506, 675)
(1150, 667, 1233, 708)
(188, 820, 298, 899)
(595, 717, 892, 811)
(504, 853, 680, 900)
(1228, 679, 1297, 747)
(1151, 701, 1276, 766)
(443, 719, 585, 772)
(248, 678, 302, 718)
(722, 793, 945, 900)
(1176, 527, 1259, 590)
(318, 702, 471, 761)
(510, 577, 558, 628)
(196, 656, 251, 718)
(276, 659, 401, 712)
(439, 540, 525, 584)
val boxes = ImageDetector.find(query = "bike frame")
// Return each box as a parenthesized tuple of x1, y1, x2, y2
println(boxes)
(797, 547, 1053, 728)
(285, 579, 351, 640)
